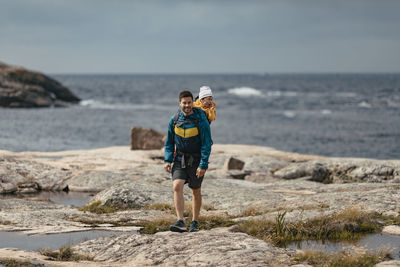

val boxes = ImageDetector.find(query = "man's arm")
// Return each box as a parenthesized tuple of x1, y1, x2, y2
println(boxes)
(164, 116, 175, 172)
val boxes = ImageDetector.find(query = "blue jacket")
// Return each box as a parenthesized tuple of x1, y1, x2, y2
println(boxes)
(164, 108, 212, 169)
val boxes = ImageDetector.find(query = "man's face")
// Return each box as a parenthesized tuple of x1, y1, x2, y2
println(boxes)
(179, 96, 193, 115)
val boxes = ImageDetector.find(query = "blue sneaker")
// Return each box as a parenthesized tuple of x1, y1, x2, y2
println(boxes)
(189, 221, 199, 232)
(170, 220, 187, 232)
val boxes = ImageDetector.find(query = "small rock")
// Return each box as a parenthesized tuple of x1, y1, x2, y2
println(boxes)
(382, 225, 400, 236)
(224, 157, 245, 170)
(310, 164, 331, 183)
(227, 170, 251, 180)
(0, 182, 17, 194)
(392, 176, 400, 183)
(130, 127, 165, 150)
(17, 182, 40, 193)
(273, 163, 310, 180)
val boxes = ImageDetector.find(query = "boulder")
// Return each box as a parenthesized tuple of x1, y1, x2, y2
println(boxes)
(310, 164, 331, 183)
(0, 182, 17, 194)
(273, 162, 312, 180)
(0, 61, 80, 108)
(130, 127, 165, 150)
(224, 157, 245, 170)
(91, 180, 172, 210)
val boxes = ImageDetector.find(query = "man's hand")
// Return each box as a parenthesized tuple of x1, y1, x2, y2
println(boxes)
(196, 168, 206, 178)
(164, 163, 172, 173)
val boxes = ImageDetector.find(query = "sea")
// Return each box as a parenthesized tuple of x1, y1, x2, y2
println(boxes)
(1, 73, 400, 159)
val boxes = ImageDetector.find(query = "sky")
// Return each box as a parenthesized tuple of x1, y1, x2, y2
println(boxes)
(1, 0, 400, 74)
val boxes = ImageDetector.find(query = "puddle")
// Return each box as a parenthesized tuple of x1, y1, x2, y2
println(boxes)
(0, 191, 94, 207)
(0, 230, 128, 251)
(287, 233, 400, 259)
(34, 191, 94, 207)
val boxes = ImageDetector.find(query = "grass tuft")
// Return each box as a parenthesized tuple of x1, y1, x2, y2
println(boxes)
(292, 250, 391, 267)
(78, 201, 117, 214)
(236, 207, 384, 247)
(136, 218, 176, 234)
(39, 246, 93, 262)
(0, 259, 43, 267)
(195, 215, 236, 230)
(143, 203, 174, 212)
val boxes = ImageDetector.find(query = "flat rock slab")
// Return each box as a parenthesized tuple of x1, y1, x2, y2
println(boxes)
(376, 261, 400, 267)
(73, 227, 295, 266)
(0, 198, 167, 235)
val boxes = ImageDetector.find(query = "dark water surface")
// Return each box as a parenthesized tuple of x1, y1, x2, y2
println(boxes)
(1, 73, 400, 159)
(0, 191, 93, 207)
(0, 230, 127, 251)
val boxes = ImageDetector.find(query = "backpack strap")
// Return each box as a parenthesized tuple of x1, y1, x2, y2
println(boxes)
(173, 108, 180, 128)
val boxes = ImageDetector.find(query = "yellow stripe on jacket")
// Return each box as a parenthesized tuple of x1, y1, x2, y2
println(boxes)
(193, 99, 216, 122)
(174, 126, 199, 138)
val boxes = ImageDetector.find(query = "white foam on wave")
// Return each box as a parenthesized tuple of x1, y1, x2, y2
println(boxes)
(228, 87, 262, 97)
(283, 111, 296, 118)
(80, 99, 156, 110)
(336, 92, 357, 98)
(266, 91, 297, 97)
(321, 109, 332, 115)
(358, 101, 372, 108)
(80, 99, 121, 110)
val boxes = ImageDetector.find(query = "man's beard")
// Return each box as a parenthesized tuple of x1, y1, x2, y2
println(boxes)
(183, 106, 192, 113)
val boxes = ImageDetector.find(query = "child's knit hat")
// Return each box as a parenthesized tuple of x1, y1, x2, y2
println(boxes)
(199, 86, 213, 99)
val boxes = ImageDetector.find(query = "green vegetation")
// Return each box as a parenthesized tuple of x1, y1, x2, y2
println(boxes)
(136, 218, 176, 234)
(0, 259, 43, 267)
(0, 220, 15, 225)
(136, 214, 235, 234)
(291, 250, 391, 267)
(143, 203, 174, 212)
(236, 208, 384, 246)
(194, 215, 236, 230)
(78, 201, 117, 214)
(39, 246, 93, 261)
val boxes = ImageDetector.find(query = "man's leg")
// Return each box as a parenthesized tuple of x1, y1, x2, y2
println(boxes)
(192, 188, 202, 222)
(173, 179, 185, 220)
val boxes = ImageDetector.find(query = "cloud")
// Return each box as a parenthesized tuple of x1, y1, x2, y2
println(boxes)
(0, 0, 399, 73)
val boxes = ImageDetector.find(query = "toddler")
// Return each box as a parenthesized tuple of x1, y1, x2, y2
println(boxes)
(193, 86, 216, 123)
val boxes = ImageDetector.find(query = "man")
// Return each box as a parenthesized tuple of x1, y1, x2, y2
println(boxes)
(164, 90, 212, 232)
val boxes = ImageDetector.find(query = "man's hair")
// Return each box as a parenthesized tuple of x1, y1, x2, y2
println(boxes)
(179, 90, 193, 101)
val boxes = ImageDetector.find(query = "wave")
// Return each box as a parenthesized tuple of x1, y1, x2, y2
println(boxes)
(228, 87, 262, 97)
(283, 110, 296, 118)
(79, 99, 160, 110)
(321, 109, 332, 115)
(265, 91, 298, 97)
(336, 92, 357, 98)
(358, 101, 372, 108)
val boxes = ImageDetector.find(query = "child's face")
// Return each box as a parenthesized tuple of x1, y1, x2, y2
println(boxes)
(200, 96, 213, 108)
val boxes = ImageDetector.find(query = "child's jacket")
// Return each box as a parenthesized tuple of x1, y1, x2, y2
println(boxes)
(193, 99, 216, 123)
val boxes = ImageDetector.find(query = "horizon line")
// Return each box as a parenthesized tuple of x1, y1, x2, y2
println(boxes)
(49, 71, 400, 76)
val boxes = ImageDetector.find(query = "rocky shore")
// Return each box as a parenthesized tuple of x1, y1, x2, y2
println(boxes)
(1, 144, 400, 266)
(0, 61, 80, 107)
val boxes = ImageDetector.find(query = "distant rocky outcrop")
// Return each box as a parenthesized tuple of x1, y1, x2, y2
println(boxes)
(0, 61, 80, 107)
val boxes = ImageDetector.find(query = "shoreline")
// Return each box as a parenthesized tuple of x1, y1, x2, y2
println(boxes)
(1, 144, 400, 266)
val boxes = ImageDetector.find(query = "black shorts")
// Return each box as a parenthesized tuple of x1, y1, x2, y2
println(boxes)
(172, 160, 204, 189)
